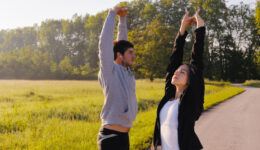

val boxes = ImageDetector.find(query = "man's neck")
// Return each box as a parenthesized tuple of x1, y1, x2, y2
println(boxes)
(114, 60, 128, 69)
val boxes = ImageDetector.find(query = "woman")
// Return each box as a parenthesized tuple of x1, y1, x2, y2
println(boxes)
(152, 10, 206, 150)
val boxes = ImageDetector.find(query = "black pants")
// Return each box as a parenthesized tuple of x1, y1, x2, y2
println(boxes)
(97, 127, 129, 150)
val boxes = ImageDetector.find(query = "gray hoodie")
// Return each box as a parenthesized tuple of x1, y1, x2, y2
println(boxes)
(98, 11, 137, 128)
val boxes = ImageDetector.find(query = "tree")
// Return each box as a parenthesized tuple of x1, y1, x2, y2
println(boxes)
(85, 11, 107, 72)
(58, 56, 74, 79)
(0, 0, 259, 81)
(255, 1, 260, 34)
(39, 20, 66, 63)
(129, 19, 172, 81)
(0, 26, 38, 52)
(62, 14, 88, 67)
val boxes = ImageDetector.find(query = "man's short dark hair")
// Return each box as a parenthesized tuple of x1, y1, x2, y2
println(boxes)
(113, 40, 134, 60)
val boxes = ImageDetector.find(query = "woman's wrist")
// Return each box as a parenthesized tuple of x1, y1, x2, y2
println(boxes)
(196, 16, 205, 28)
(197, 22, 205, 28)
(179, 26, 187, 35)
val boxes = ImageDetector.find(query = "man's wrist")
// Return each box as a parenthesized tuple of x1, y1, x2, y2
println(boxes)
(109, 9, 117, 17)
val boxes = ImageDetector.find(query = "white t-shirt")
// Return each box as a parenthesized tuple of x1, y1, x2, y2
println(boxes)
(159, 98, 180, 150)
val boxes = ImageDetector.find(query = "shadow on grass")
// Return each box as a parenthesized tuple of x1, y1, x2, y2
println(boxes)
(205, 82, 227, 86)
(25, 91, 53, 101)
(0, 97, 15, 103)
(138, 99, 159, 112)
(244, 83, 260, 88)
(0, 120, 27, 133)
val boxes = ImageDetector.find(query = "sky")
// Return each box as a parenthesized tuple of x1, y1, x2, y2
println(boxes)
(0, 0, 257, 30)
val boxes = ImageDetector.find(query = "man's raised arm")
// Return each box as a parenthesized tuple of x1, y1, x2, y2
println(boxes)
(117, 7, 128, 41)
(98, 9, 117, 79)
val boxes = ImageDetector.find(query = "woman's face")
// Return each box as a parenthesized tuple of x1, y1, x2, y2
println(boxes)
(171, 65, 189, 88)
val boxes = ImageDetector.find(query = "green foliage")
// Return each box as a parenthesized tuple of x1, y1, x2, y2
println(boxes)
(0, 47, 98, 79)
(129, 19, 172, 81)
(59, 56, 74, 78)
(0, 0, 259, 80)
(242, 80, 260, 87)
(255, 1, 260, 34)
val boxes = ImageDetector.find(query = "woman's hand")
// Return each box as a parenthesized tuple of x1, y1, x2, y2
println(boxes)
(194, 9, 205, 28)
(179, 12, 196, 35)
(110, 6, 128, 17)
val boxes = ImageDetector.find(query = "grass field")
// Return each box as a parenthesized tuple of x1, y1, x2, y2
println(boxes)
(0, 79, 244, 150)
(242, 80, 260, 88)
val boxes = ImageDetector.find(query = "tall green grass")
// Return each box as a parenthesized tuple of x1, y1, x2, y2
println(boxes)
(0, 79, 244, 150)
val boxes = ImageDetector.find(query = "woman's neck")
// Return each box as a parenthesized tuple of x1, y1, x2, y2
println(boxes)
(174, 86, 186, 100)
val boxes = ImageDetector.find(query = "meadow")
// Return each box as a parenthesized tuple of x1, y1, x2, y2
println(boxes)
(0, 79, 244, 150)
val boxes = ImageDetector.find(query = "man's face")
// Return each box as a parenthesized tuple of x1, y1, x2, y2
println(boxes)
(122, 48, 135, 67)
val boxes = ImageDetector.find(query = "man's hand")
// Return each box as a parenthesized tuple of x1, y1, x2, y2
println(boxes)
(118, 6, 128, 17)
(179, 12, 195, 35)
(110, 6, 128, 17)
(194, 9, 205, 28)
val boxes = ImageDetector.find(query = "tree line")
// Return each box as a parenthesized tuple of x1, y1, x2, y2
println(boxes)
(0, 0, 259, 82)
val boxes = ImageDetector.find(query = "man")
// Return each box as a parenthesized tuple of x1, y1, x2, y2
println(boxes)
(97, 6, 137, 150)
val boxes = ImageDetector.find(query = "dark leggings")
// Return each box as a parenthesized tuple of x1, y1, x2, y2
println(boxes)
(97, 127, 129, 150)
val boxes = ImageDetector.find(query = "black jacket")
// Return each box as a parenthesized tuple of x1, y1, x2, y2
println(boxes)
(152, 27, 206, 150)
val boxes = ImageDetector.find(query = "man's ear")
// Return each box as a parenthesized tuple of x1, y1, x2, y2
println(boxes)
(116, 52, 122, 59)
